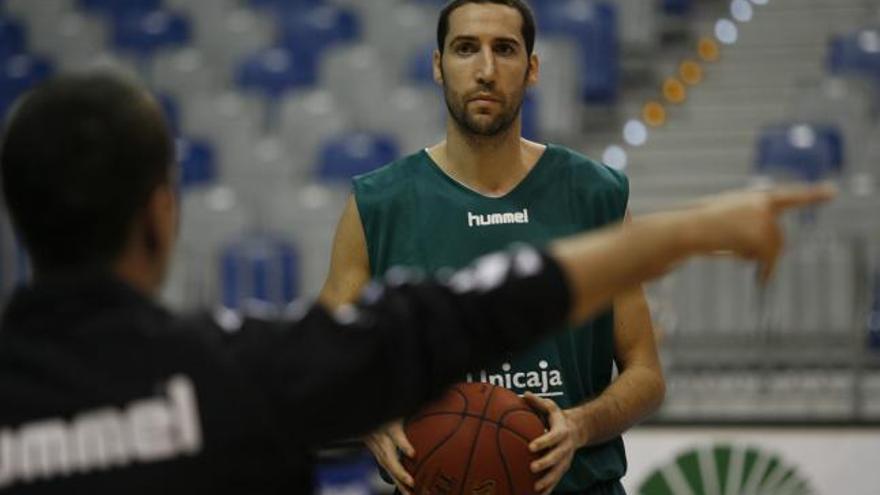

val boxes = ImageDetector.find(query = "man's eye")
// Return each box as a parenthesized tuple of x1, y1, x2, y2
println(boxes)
(455, 43, 478, 55)
(495, 44, 516, 55)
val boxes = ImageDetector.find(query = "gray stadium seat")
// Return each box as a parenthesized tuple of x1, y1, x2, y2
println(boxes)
(184, 91, 264, 179)
(260, 183, 349, 298)
(161, 185, 252, 311)
(27, 12, 106, 73)
(366, 85, 445, 154)
(320, 43, 393, 129)
(278, 89, 350, 178)
(150, 47, 218, 100)
(193, 8, 275, 85)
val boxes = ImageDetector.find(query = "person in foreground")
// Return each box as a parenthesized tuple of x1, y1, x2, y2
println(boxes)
(0, 72, 832, 495)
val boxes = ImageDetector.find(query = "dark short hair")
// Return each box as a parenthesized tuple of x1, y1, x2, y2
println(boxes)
(437, 0, 537, 56)
(0, 73, 173, 272)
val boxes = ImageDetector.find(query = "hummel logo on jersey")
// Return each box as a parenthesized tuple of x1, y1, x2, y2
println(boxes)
(467, 208, 529, 228)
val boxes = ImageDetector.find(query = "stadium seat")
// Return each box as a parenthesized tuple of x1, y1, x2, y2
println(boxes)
(184, 92, 263, 177)
(0, 214, 30, 301)
(321, 44, 393, 128)
(157, 92, 180, 134)
(279, 89, 349, 176)
(151, 48, 217, 99)
(661, 0, 692, 16)
(261, 183, 347, 298)
(236, 47, 311, 100)
(225, 137, 295, 205)
(407, 43, 436, 86)
(4, 0, 73, 21)
(755, 123, 845, 182)
(522, 91, 540, 142)
(77, 0, 161, 17)
(0, 17, 26, 62)
(0, 54, 54, 119)
(112, 10, 192, 60)
(361, 1, 433, 79)
(27, 12, 106, 73)
(194, 9, 274, 84)
(278, 4, 360, 85)
(220, 233, 300, 313)
(869, 271, 880, 349)
(248, 0, 323, 12)
(367, 85, 444, 154)
(828, 28, 880, 82)
(533, 0, 619, 103)
(177, 138, 217, 191)
(316, 131, 400, 182)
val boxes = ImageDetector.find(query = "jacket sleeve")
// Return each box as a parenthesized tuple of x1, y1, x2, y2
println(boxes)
(226, 246, 571, 446)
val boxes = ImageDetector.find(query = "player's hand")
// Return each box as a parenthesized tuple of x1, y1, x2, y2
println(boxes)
(365, 420, 415, 495)
(523, 393, 576, 495)
(689, 183, 836, 283)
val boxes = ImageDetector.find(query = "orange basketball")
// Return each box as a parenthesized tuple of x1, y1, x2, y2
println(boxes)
(402, 382, 547, 495)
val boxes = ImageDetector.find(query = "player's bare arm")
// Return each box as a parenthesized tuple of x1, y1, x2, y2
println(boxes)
(319, 195, 371, 309)
(319, 195, 416, 493)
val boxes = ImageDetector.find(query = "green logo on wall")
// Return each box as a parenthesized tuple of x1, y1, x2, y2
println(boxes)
(638, 444, 815, 495)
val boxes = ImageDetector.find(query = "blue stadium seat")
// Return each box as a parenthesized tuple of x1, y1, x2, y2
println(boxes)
(157, 92, 180, 134)
(407, 43, 436, 86)
(220, 234, 300, 312)
(533, 0, 619, 103)
(755, 123, 845, 182)
(828, 29, 880, 82)
(78, 0, 161, 17)
(522, 91, 540, 142)
(869, 271, 880, 349)
(278, 4, 360, 85)
(236, 47, 312, 99)
(0, 54, 54, 120)
(0, 17, 26, 62)
(317, 131, 400, 181)
(0, 219, 30, 300)
(248, 0, 323, 12)
(661, 0, 692, 16)
(112, 10, 191, 59)
(176, 138, 217, 191)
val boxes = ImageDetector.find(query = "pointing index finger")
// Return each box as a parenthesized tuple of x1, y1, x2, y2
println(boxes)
(769, 183, 837, 211)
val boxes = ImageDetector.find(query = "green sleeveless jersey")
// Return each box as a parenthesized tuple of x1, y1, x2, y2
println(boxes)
(353, 144, 629, 490)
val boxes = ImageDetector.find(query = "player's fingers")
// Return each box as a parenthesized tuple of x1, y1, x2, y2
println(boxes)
(523, 392, 557, 413)
(529, 426, 565, 453)
(757, 224, 784, 285)
(385, 457, 415, 489)
(530, 442, 566, 473)
(393, 478, 414, 495)
(388, 422, 415, 457)
(768, 183, 836, 211)
(534, 462, 566, 494)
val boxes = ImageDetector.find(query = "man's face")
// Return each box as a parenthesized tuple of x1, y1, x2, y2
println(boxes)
(434, 3, 538, 137)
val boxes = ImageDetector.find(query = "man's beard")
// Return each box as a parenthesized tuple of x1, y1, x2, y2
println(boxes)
(443, 83, 525, 138)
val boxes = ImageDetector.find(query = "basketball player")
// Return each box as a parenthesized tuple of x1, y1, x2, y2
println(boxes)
(0, 73, 831, 494)
(322, 1, 660, 493)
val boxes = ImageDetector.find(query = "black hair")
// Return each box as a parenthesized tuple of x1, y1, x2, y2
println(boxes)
(437, 0, 537, 56)
(0, 73, 173, 273)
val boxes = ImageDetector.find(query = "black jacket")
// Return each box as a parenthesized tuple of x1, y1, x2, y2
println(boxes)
(0, 247, 569, 494)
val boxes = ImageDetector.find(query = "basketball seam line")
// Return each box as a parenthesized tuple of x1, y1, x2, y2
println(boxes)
(410, 387, 469, 475)
(406, 410, 537, 443)
(496, 409, 522, 494)
(458, 385, 498, 495)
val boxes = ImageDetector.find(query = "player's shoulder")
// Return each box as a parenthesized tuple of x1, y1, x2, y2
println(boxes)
(352, 149, 426, 196)
(547, 144, 628, 194)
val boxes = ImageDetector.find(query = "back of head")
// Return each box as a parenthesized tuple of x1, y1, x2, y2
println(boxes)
(0, 73, 173, 274)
